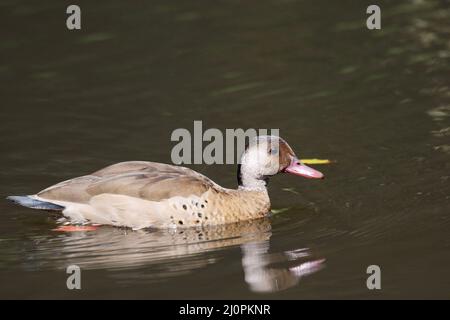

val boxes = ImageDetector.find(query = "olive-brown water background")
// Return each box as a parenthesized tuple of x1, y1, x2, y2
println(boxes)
(0, 0, 449, 299)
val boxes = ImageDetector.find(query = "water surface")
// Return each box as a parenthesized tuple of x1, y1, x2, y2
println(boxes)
(0, 0, 449, 299)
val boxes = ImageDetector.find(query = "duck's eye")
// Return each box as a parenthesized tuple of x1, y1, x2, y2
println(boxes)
(269, 147, 278, 155)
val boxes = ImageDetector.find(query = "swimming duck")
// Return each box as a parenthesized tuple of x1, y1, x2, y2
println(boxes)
(7, 136, 324, 229)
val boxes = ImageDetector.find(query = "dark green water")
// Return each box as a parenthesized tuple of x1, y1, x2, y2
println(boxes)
(0, 0, 449, 299)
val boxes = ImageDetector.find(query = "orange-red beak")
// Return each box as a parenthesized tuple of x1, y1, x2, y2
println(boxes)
(284, 158, 324, 179)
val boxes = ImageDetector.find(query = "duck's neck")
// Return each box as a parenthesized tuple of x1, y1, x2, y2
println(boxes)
(237, 164, 269, 191)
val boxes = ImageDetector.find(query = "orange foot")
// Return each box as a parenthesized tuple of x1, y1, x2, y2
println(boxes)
(52, 225, 99, 232)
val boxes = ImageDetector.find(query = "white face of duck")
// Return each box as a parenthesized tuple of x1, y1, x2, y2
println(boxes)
(238, 136, 324, 190)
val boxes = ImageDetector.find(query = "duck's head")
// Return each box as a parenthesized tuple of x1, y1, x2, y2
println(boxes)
(238, 135, 324, 190)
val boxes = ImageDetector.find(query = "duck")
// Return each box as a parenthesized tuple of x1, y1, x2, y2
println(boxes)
(7, 135, 324, 230)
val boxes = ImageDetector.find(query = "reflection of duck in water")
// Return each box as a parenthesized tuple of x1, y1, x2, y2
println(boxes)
(242, 241, 324, 293)
(8, 136, 323, 229)
(39, 218, 324, 293)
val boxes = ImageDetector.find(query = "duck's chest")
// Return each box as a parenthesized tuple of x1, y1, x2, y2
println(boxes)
(162, 190, 270, 228)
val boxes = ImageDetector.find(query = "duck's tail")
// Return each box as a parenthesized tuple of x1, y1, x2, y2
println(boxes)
(6, 195, 65, 211)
